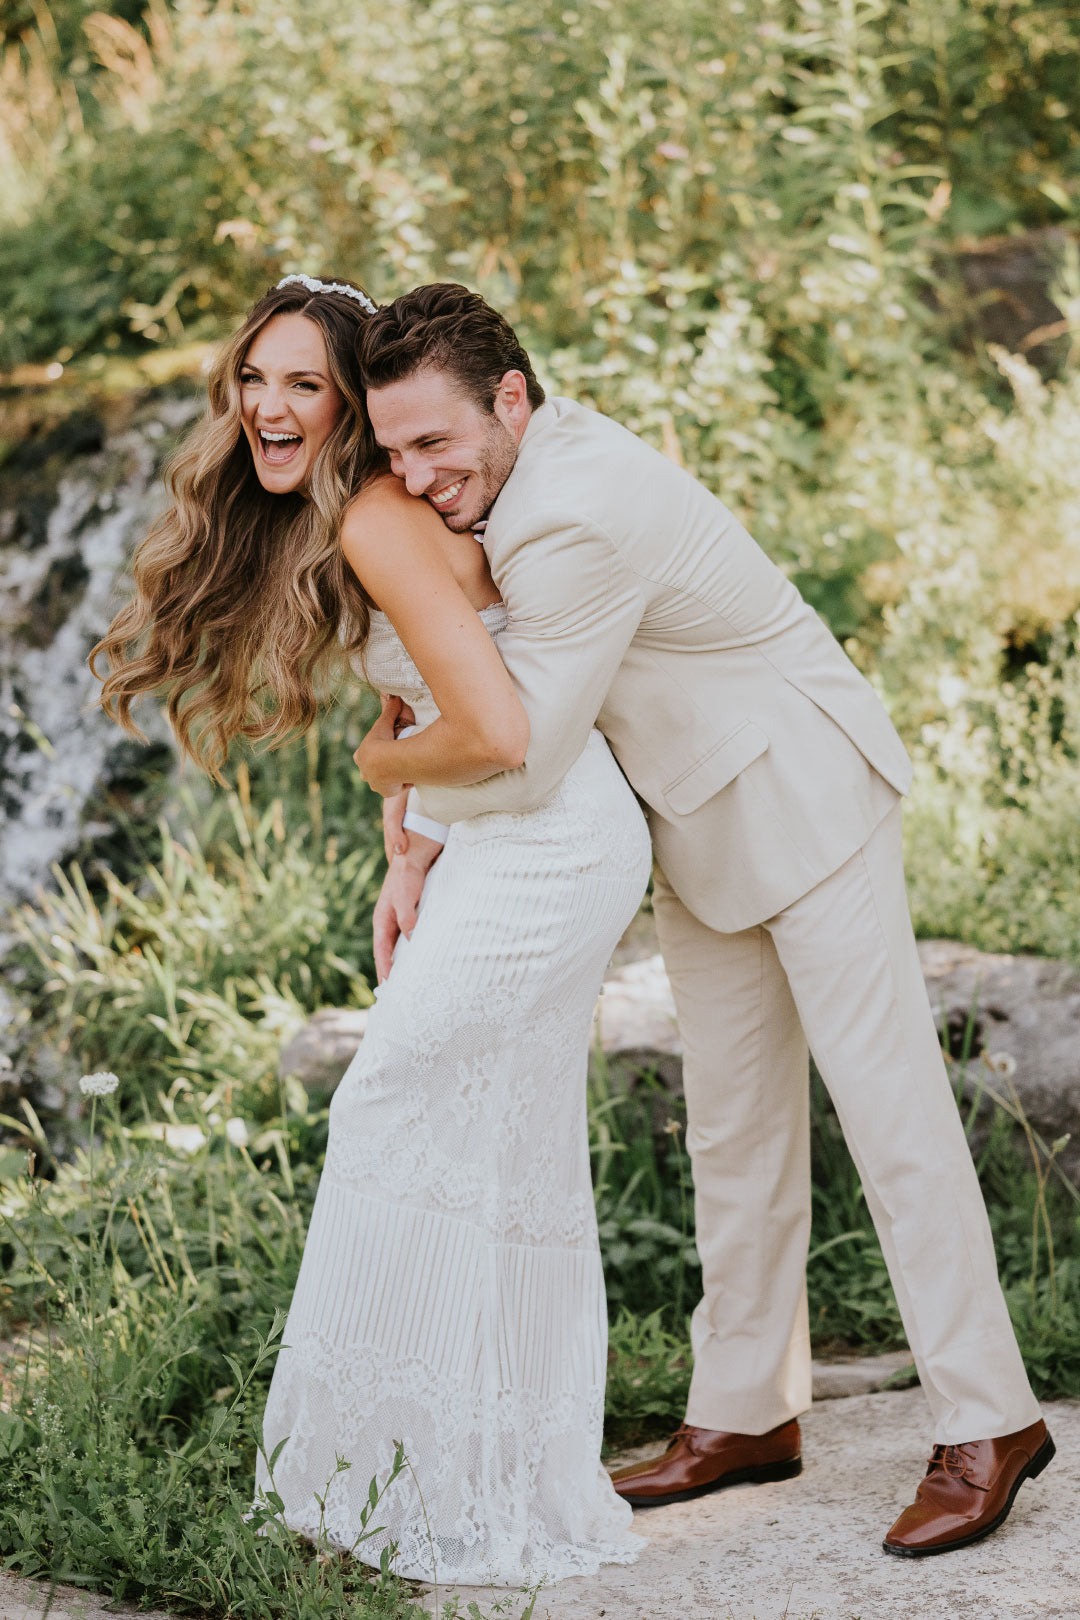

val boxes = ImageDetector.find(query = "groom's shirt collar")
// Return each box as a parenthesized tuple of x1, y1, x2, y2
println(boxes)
(518, 398, 558, 453)
(479, 400, 559, 533)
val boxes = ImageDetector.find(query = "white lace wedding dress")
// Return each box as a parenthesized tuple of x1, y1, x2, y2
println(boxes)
(255, 601, 651, 1586)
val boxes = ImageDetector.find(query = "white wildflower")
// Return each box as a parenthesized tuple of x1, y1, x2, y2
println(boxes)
(79, 1071, 120, 1097)
(983, 1051, 1017, 1080)
(163, 1123, 207, 1154)
(224, 1117, 250, 1149)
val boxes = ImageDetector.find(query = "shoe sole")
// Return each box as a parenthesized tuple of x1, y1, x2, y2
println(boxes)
(881, 1433, 1056, 1558)
(616, 1455, 803, 1509)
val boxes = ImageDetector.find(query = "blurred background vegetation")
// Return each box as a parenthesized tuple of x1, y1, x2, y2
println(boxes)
(3, 0, 1080, 953)
(1, 1, 1080, 1612)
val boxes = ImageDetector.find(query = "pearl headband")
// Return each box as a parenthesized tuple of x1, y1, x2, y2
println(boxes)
(276, 274, 378, 315)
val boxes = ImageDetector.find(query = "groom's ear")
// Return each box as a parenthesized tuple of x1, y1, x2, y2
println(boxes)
(493, 370, 531, 440)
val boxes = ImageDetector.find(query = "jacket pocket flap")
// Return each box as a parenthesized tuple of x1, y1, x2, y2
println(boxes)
(662, 721, 769, 816)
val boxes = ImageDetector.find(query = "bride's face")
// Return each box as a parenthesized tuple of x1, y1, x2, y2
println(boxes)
(239, 314, 345, 495)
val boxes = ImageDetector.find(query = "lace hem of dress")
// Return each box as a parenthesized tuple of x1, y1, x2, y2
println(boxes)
(255, 1330, 645, 1586)
(275, 1494, 644, 1587)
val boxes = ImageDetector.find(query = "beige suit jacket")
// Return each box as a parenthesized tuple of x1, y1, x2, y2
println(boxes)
(417, 397, 911, 933)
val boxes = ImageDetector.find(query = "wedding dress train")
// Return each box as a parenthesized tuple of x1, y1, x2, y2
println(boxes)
(255, 602, 651, 1585)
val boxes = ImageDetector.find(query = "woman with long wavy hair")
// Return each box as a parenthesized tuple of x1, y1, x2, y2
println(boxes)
(92, 277, 388, 776)
(91, 276, 649, 1587)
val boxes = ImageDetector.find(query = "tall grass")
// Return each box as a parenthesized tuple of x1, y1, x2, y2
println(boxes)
(6, 725, 383, 1141)
(0, 1072, 415, 1616)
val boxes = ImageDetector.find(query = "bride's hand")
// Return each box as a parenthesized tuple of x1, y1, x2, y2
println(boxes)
(383, 790, 410, 861)
(372, 857, 423, 984)
(354, 695, 411, 797)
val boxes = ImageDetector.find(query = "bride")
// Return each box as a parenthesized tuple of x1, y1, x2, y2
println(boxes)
(91, 275, 650, 1585)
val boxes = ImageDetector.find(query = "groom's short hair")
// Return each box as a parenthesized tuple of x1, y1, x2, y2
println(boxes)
(357, 283, 545, 412)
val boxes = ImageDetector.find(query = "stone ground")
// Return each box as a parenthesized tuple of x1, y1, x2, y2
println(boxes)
(422, 1388, 1080, 1620)
(2, 1386, 1076, 1620)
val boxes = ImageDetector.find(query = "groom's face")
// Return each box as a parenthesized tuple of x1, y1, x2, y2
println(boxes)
(366, 366, 527, 532)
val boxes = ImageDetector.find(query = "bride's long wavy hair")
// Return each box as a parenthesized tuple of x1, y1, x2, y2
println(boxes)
(90, 280, 386, 779)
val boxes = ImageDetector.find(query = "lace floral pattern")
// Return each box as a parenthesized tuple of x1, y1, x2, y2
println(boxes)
(255, 603, 651, 1585)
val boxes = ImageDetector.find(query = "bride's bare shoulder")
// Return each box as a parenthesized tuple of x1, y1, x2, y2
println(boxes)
(343, 473, 443, 539)
(340, 475, 453, 601)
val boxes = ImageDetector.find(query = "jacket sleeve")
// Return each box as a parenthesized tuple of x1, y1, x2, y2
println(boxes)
(413, 513, 646, 823)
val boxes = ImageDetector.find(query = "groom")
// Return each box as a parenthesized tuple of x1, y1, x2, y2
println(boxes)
(353, 283, 1053, 1556)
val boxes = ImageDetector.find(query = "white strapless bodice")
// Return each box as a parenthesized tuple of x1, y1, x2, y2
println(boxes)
(354, 602, 509, 725)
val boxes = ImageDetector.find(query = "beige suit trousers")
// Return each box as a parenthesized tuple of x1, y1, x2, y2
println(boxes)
(652, 803, 1040, 1444)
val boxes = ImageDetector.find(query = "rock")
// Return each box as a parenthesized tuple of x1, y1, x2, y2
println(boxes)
(278, 952, 684, 1098)
(595, 954, 681, 1093)
(609, 905, 662, 966)
(279, 1005, 370, 1091)
(592, 938, 1080, 1173)
(810, 1349, 916, 1400)
(919, 938, 1080, 1174)
(0, 396, 201, 915)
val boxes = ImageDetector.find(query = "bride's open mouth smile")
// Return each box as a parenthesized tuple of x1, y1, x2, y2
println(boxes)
(258, 428, 304, 466)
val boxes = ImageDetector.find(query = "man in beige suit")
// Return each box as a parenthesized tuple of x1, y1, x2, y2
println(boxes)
(353, 284, 1053, 1556)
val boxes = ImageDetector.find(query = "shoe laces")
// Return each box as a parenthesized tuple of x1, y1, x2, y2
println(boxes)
(671, 1422, 700, 1452)
(928, 1442, 976, 1481)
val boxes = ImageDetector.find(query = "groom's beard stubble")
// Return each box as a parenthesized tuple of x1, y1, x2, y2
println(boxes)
(439, 415, 520, 533)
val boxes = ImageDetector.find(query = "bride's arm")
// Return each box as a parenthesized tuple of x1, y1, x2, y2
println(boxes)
(341, 481, 529, 796)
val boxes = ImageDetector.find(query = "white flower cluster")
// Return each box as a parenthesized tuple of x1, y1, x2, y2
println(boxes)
(164, 1123, 206, 1154)
(78, 1071, 120, 1097)
(276, 273, 377, 314)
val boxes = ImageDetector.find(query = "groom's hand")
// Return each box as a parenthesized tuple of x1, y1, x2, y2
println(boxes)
(354, 695, 418, 797)
(372, 834, 443, 984)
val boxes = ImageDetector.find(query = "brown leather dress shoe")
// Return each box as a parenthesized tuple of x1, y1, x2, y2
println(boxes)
(609, 1419, 802, 1507)
(883, 1418, 1054, 1556)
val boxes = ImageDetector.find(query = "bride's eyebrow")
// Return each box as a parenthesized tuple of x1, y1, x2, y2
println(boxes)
(285, 369, 330, 381)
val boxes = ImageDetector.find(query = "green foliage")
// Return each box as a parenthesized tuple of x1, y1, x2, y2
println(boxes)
(7, 1, 1080, 975)
(591, 1065, 699, 1325)
(9, 768, 382, 1108)
(604, 1308, 692, 1452)
(591, 1062, 906, 1353)
(4, 794, 1079, 1587)
(3, 0, 1079, 374)
(0, 1081, 424, 1616)
(0, 1080, 537, 1617)
(805, 1074, 905, 1351)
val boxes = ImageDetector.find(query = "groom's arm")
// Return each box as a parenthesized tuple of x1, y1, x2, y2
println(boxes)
(411, 513, 645, 823)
